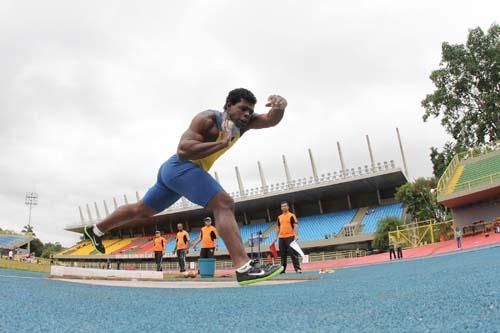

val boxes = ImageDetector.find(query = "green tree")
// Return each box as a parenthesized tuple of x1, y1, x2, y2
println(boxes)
(395, 178, 448, 222)
(429, 142, 466, 179)
(29, 238, 44, 257)
(422, 24, 500, 177)
(40, 242, 64, 258)
(372, 216, 403, 250)
(22, 224, 36, 237)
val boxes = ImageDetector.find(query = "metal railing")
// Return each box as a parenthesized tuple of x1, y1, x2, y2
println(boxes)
(389, 220, 454, 248)
(453, 172, 500, 193)
(437, 141, 500, 195)
(165, 160, 397, 211)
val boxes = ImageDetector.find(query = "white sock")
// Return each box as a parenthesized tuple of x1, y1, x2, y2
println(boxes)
(93, 224, 104, 237)
(236, 260, 253, 273)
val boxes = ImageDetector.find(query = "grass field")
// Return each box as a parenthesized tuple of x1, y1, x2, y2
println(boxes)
(0, 258, 50, 273)
(1, 246, 499, 332)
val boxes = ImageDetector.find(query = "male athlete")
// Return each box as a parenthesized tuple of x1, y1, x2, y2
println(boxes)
(84, 88, 287, 285)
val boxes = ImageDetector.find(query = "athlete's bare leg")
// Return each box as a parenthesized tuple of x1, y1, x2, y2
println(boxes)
(96, 201, 157, 233)
(206, 192, 250, 268)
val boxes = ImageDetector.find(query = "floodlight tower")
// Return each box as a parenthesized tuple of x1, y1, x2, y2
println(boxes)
(25, 192, 38, 227)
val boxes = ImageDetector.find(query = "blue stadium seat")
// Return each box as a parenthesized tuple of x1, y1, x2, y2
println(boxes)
(294, 210, 356, 242)
(0, 235, 28, 247)
(361, 203, 404, 233)
(163, 204, 403, 254)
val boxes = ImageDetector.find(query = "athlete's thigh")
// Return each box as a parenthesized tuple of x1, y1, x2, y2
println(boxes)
(142, 182, 181, 212)
(161, 161, 224, 207)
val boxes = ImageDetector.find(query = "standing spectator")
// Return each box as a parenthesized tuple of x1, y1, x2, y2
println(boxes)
(8, 249, 13, 260)
(275, 201, 301, 274)
(455, 227, 463, 249)
(192, 217, 218, 259)
(153, 231, 167, 271)
(389, 240, 396, 260)
(172, 223, 190, 272)
(396, 239, 403, 259)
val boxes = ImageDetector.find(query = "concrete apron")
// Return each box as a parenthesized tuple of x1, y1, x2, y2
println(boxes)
(49, 266, 318, 289)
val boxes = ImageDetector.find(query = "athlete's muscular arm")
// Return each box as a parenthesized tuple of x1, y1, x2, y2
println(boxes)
(177, 112, 231, 160)
(247, 95, 287, 129)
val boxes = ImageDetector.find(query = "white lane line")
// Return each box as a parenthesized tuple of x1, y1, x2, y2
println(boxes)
(0, 274, 46, 280)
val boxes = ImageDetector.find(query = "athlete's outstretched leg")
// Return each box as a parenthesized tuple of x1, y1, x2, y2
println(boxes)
(84, 201, 157, 254)
(207, 192, 249, 268)
(96, 201, 157, 233)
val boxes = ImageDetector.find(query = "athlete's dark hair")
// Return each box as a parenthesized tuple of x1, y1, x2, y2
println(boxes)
(280, 201, 289, 206)
(224, 88, 257, 110)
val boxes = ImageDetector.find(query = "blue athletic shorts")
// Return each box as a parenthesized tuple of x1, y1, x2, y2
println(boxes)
(142, 154, 224, 212)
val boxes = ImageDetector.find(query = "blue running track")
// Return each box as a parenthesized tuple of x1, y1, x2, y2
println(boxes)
(1, 246, 499, 332)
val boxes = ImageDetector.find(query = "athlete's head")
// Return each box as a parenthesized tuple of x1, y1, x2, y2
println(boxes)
(224, 88, 257, 128)
(155, 230, 161, 237)
(203, 217, 213, 226)
(177, 223, 184, 231)
(280, 201, 289, 213)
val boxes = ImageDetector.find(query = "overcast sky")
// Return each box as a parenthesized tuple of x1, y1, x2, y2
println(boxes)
(0, 1, 498, 246)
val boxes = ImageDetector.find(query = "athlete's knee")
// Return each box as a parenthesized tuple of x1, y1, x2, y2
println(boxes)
(208, 192, 234, 211)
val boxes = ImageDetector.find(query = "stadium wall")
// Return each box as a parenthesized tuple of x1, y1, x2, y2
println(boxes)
(452, 198, 500, 228)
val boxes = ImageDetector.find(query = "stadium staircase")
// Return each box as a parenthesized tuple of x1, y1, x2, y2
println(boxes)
(444, 165, 464, 194)
(259, 223, 277, 244)
(336, 207, 368, 237)
(242, 222, 276, 247)
(360, 203, 404, 233)
(438, 142, 500, 196)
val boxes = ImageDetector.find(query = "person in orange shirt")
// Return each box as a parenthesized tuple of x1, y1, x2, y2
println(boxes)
(152, 231, 167, 271)
(172, 223, 190, 272)
(192, 217, 218, 258)
(275, 201, 301, 273)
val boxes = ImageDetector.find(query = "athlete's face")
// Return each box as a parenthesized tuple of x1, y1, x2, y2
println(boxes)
(227, 99, 254, 128)
(204, 220, 212, 226)
(177, 224, 183, 231)
(281, 203, 289, 213)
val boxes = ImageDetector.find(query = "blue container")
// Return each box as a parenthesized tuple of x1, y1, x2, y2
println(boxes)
(198, 258, 216, 278)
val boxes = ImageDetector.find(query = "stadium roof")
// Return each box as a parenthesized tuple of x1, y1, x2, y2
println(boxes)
(0, 234, 33, 250)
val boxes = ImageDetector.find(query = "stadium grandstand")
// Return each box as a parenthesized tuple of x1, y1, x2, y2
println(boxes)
(55, 138, 410, 269)
(437, 141, 500, 234)
(0, 233, 33, 257)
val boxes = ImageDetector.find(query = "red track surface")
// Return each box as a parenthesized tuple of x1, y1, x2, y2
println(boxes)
(208, 232, 500, 275)
(295, 232, 500, 271)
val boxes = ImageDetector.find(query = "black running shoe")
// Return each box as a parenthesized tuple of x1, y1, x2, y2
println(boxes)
(295, 269, 302, 274)
(236, 260, 284, 286)
(84, 226, 105, 254)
